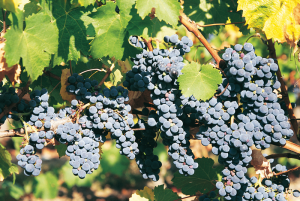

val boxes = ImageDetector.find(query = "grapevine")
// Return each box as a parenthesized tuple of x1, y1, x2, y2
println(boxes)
(0, 1, 300, 201)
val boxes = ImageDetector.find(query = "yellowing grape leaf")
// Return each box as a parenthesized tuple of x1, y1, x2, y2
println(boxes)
(237, 0, 300, 53)
(136, 186, 155, 201)
(0, 0, 29, 12)
(118, 59, 132, 73)
(60, 69, 76, 103)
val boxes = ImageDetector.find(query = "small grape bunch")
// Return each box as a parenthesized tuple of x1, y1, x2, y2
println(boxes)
(16, 145, 42, 176)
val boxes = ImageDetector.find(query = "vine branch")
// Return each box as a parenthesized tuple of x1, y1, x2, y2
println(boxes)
(275, 166, 300, 176)
(43, 70, 61, 81)
(0, 128, 26, 138)
(265, 153, 300, 160)
(281, 141, 300, 154)
(196, 21, 245, 28)
(267, 39, 298, 138)
(179, 14, 221, 65)
(0, 81, 30, 120)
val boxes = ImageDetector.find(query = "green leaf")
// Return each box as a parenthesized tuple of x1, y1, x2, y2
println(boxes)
(0, 143, 19, 181)
(90, 2, 129, 60)
(154, 185, 180, 201)
(116, 0, 136, 27)
(135, 0, 180, 27)
(183, 0, 249, 36)
(4, 11, 59, 81)
(177, 62, 222, 101)
(55, 144, 67, 158)
(72, 56, 107, 82)
(33, 172, 59, 199)
(172, 158, 221, 195)
(1, 181, 25, 200)
(101, 141, 130, 176)
(52, 1, 94, 65)
(127, 12, 176, 42)
(24, 0, 41, 18)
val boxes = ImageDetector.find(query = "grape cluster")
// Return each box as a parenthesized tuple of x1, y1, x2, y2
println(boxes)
(16, 89, 58, 176)
(215, 156, 298, 201)
(16, 145, 42, 176)
(134, 119, 161, 181)
(0, 82, 34, 122)
(65, 74, 138, 168)
(123, 34, 199, 177)
(123, 35, 192, 92)
(194, 43, 297, 200)
(59, 122, 101, 179)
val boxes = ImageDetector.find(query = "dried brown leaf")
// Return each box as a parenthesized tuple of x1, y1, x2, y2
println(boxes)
(0, 38, 21, 85)
(60, 69, 76, 103)
(251, 150, 273, 179)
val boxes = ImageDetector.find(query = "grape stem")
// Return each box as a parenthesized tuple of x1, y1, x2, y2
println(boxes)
(78, 68, 107, 75)
(0, 81, 30, 120)
(267, 39, 299, 139)
(143, 37, 153, 51)
(179, 14, 222, 65)
(131, 128, 146, 131)
(98, 63, 115, 87)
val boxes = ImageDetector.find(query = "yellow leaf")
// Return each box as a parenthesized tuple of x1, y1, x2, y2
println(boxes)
(136, 186, 155, 201)
(0, 0, 29, 12)
(238, 0, 300, 53)
(117, 59, 132, 74)
(104, 81, 113, 88)
(60, 69, 76, 103)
